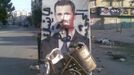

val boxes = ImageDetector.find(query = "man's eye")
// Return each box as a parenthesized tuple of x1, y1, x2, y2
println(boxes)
(57, 13, 62, 16)
(65, 13, 70, 15)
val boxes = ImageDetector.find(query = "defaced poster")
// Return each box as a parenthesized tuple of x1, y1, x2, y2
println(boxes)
(40, 0, 91, 74)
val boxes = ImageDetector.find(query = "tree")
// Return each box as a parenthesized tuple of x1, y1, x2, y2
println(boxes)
(0, 0, 15, 25)
(26, 15, 32, 26)
(32, 7, 42, 28)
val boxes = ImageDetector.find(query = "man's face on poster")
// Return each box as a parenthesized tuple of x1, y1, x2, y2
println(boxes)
(55, 5, 75, 28)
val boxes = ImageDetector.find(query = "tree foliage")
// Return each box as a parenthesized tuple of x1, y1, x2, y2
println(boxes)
(0, 0, 15, 25)
(32, 7, 42, 28)
(26, 15, 32, 25)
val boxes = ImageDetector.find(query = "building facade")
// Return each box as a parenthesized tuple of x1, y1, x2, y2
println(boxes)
(89, 0, 134, 30)
(7, 10, 31, 26)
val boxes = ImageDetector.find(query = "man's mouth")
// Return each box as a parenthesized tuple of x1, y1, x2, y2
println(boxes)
(62, 20, 69, 25)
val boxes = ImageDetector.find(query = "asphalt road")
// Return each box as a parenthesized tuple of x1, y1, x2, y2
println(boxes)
(0, 26, 38, 75)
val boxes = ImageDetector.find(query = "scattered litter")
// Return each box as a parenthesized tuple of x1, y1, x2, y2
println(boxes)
(29, 64, 40, 70)
(106, 51, 127, 62)
(94, 38, 114, 46)
(96, 67, 104, 73)
(111, 54, 127, 60)
(119, 58, 126, 62)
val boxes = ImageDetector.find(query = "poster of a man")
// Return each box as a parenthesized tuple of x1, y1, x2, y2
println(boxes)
(40, 0, 95, 75)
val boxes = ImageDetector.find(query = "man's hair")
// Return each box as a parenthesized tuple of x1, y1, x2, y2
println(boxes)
(54, 0, 75, 14)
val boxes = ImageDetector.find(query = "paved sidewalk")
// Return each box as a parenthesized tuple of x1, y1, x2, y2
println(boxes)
(92, 28, 134, 44)
(0, 26, 38, 75)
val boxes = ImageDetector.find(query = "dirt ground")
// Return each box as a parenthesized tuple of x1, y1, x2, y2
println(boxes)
(92, 41, 134, 75)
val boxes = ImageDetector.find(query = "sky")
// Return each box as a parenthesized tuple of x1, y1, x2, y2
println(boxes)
(11, 0, 31, 12)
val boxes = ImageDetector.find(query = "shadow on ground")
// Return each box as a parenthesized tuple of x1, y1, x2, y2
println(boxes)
(0, 57, 38, 75)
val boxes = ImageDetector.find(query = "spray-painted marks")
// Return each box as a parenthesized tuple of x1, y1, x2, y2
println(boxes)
(42, 7, 54, 38)
(76, 9, 89, 36)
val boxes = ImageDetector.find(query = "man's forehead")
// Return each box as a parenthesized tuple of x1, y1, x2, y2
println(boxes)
(55, 5, 72, 12)
(56, 5, 71, 8)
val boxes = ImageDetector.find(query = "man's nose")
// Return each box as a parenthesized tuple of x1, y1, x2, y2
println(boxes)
(61, 15, 65, 20)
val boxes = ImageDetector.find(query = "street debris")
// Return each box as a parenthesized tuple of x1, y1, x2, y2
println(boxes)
(95, 67, 104, 73)
(106, 51, 127, 62)
(94, 38, 114, 46)
(29, 63, 40, 70)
